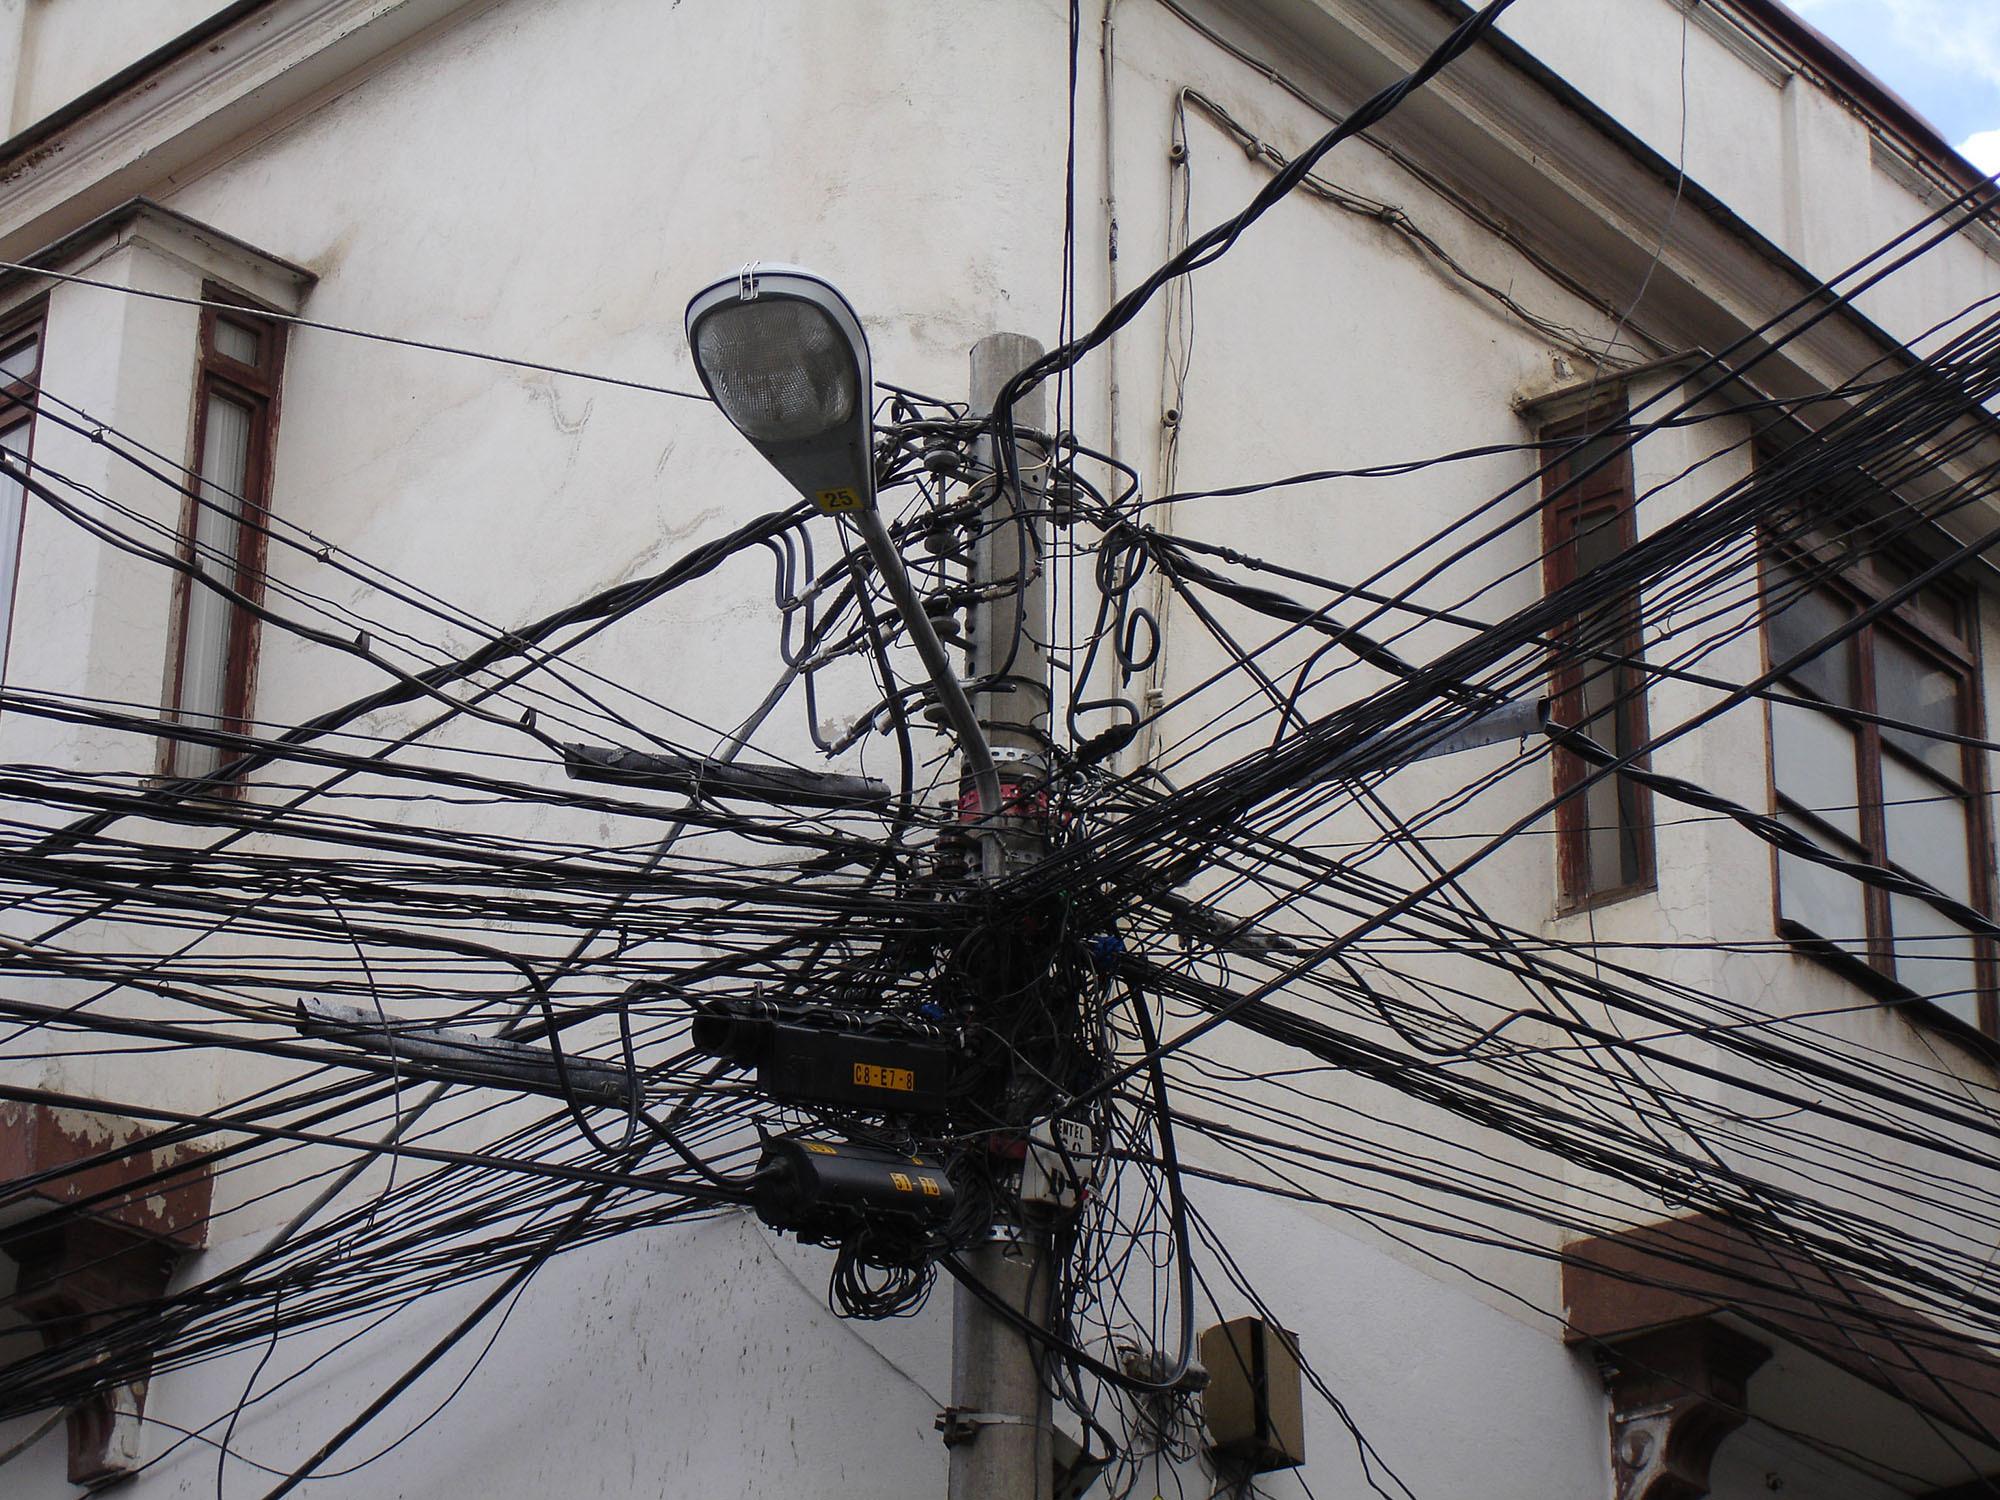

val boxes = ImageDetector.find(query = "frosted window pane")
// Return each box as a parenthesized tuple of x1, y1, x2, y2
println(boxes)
(0, 336, 36, 383)
(1890, 895, 1981, 1026)
(1566, 504, 1645, 893)
(1766, 563, 1853, 706)
(1776, 813, 1868, 959)
(1572, 507, 1623, 578)
(215, 319, 260, 367)
(1876, 634, 1963, 777)
(1770, 694, 1861, 841)
(1561, 430, 1626, 477)
(1575, 658, 1645, 892)
(174, 393, 253, 778)
(1881, 753, 1972, 904)
(0, 423, 26, 685)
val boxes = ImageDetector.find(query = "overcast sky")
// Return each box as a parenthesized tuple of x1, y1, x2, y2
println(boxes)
(1778, 0, 2000, 172)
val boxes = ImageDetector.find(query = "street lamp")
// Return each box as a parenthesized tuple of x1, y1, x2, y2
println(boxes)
(685, 264, 876, 517)
(686, 271, 1051, 1496)
(684, 264, 1004, 851)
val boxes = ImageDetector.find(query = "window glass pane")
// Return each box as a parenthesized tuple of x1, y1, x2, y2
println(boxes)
(1564, 502, 1645, 895)
(1912, 582, 1965, 641)
(174, 392, 254, 778)
(1881, 752, 1974, 905)
(1766, 563, 1854, 706)
(1873, 553, 1911, 592)
(1574, 763, 1645, 895)
(1565, 651, 1646, 895)
(1872, 555, 1965, 639)
(1776, 812, 1869, 960)
(1770, 693, 1861, 842)
(1875, 633, 1963, 778)
(200, 394, 253, 506)
(1571, 505, 1625, 578)
(0, 335, 37, 383)
(214, 318, 261, 367)
(1889, 895, 1981, 1026)
(0, 422, 26, 685)
(1561, 429, 1625, 477)
(1611, 770, 1645, 890)
(1570, 682, 1646, 894)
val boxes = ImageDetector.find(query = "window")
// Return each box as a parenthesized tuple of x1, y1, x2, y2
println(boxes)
(1763, 544, 1993, 1031)
(0, 306, 44, 686)
(164, 289, 285, 780)
(1542, 409, 1655, 909)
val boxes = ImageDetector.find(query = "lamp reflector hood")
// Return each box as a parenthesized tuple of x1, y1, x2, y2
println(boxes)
(693, 298, 857, 442)
(686, 265, 876, 515)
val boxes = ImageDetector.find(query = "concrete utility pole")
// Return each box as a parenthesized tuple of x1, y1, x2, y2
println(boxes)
(947, 332, 1055, 1500)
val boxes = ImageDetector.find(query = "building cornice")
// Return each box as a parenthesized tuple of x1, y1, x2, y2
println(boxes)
(0, 0, 489, 263)
(1191, 0, 2000, 531)
(0, 196, 318, 312)
(0, 0, 275, 165)
(1716, 0, 1989, 198)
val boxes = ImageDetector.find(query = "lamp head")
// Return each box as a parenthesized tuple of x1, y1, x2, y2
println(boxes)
(686, 264, 875, 515)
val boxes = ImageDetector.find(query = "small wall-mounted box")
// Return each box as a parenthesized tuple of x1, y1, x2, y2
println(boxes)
(1199, 1317, 1306, 1473)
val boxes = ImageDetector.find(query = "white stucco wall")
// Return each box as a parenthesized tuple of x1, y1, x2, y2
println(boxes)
(0, 1, 1991, 1496)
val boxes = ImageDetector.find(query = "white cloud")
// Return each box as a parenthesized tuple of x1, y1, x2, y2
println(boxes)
(1961, 128, 2000, 176)
(1839, 0, 2000, 89)
(1779, 0, 2000, 87)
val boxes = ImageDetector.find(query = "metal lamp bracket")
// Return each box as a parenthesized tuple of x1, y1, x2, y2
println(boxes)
(935, 1407, 1046, 1447)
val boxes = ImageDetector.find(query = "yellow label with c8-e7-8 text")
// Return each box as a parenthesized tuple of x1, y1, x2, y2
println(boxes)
(853, 1062, 915, 1093)
(814, 486, 865, 513)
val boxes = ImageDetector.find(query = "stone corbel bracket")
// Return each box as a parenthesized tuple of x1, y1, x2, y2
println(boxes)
(1597, 1320, 1770, 1500)
(0, 1102, 213, 1488)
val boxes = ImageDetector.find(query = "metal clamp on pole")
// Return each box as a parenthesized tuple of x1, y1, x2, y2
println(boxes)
(935, 1407, 1048, 1448)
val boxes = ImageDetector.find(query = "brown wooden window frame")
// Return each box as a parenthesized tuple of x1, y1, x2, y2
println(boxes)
(1760, 537, 1996, 1035)
(0, 300, 47, 690)
(160, 285, 287, 782)
(1541, 406, 1657, 913)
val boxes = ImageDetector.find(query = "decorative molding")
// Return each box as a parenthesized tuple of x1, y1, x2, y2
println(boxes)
(11, 1220, 182, 1488)
(1511, 349, 1719, 423)
(1600, 1321, 1770, 1500)
(1869, 135, 2000, 265)
(0, 196, 317, 314)
(1708, 0, 1989, 197)
(1677, 0, 1796, 89)
(0, 1103, 213, 1487)
(1564, 1215, 2000, 1450)
(0, 0, 490, 264)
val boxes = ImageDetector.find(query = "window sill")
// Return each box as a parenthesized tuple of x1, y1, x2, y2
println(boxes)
(1779, 922, 1999, 1052)
(1555, 879, 1658, 919)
